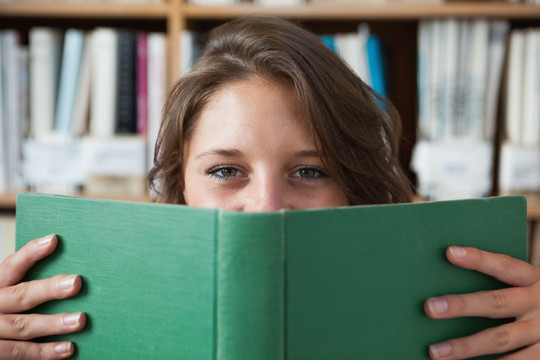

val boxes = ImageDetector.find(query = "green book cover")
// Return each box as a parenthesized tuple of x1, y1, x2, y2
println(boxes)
(16, 193, 526, 359)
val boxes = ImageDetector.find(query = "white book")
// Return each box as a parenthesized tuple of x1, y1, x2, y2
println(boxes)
(334, 26, 371, 87)
(179, 30, 199, 76)
(90, 28, 119, 137)
(55, 29, 86, 134)
(147, 32, 167, 173)
(71, 31, 92, 136)
(440, 18, 460, 139)
(483, 20, 509, 141)
(29, 27, 63, 138)
(505, 30, 525, 145)
(462, 19, 489, 141)
(417, 20, 433, 140)
(2, 31, 23, 192)
(0, 214, 15, 263)
(521, 28, 540, 147)
(455, 20, 470, 137)
(429, 19, 443, 140)
(0, 33, 5, 193)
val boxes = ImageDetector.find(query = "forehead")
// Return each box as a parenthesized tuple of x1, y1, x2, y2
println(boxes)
(188, 77, 315, 149)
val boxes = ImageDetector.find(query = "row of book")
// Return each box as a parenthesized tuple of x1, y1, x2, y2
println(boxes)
(0, 27, 168, 195)
(412, 19, 540, 200)
(499, 27, 540, 196)
(181, 23, 388, 103)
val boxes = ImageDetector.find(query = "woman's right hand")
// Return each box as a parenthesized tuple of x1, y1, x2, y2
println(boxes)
(0, 234, 86, 359)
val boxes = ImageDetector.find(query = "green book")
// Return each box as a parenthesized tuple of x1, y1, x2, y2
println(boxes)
(16, 193, 527, 359)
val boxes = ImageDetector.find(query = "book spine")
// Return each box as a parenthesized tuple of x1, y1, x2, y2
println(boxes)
(115, 29, 137, 134)
(90, 27, 119, 137)
(146, 32, 166, 172)
(366, 34, 387, 98)
(55, 28, 85, 134)
(29, 27, 62, 138)
(136, 32, 148, 135)
(216, 211, 284, 360)
(505, 29, 525, 145)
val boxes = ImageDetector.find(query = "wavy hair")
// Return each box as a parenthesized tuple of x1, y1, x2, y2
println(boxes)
(148, 16, 412, 205)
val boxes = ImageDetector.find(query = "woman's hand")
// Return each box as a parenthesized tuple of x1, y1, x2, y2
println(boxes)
(425, 246, 540, 359)
(0, 235, 86, 359)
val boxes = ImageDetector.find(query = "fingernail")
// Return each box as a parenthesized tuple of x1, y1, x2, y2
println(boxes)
(450, 246, 467, 258)
(427, 298, 448, 315)
(63, 312, 82, 326)
(38, 234, 54, 246)
(429, 343, 452, 358)
(55, 342, 73, 355)
(59, 275, 77, 289)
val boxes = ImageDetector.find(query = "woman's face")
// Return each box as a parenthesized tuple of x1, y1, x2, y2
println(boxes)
(182, 77, 349, 211)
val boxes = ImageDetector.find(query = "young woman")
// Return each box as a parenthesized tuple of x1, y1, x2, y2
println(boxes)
(1, 16, 540, 360)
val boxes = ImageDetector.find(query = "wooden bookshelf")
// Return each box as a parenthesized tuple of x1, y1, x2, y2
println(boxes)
(183, 2, 540, 20)
(1, 0, 540, 217)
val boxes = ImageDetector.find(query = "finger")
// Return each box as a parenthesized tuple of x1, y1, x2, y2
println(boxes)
(428, 318, 540, 360)
(0, 340, 75, 360)
(0, 235, 58, 288)
(425, 286, 538, 319)
(0, 313, 85, 341)
(498, 340, 540, 360)
(0, 275, 82, 314)
(446, 246, 539, 287)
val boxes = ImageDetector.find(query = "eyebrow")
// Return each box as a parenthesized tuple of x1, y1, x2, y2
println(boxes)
(194, 149, 321, 160)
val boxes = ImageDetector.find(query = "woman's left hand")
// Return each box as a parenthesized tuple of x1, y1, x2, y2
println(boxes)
(425, 246, 540, 359)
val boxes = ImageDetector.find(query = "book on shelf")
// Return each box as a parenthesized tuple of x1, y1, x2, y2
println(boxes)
(29, 27, 63, 138)
(499, 27, 540, 195)
(413, 19, 509, 200)
(55, 29, 86, 134)
(17, 193, 526, 359)
(1, 30, 26, 193)
(116, 29, 138, 134)
(0, 213, 15, 263)
(146, 32, 167, 172)
(89, 27, 119, 137)
(71, 31, 92, 137)
(136, 32, 148, 135)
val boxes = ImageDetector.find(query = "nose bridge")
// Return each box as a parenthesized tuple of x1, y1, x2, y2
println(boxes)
(245, 172, 286, 212)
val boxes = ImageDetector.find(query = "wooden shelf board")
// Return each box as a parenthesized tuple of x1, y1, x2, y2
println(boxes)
(184, 3, 540, 20)
(0, 2, 169, 19)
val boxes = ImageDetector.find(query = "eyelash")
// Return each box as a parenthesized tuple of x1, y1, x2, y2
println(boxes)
(292, 166, 329, 182)
(207, 165, 243, 181)
(206, 165, 329, 183)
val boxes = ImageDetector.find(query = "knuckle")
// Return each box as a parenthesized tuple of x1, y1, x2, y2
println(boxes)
(489, 290, 507, 309)
(490, 327, 511, 348)
(11, 342, 29, 360)
(10, 315, 31, 339)
(12, 282, 30, 307)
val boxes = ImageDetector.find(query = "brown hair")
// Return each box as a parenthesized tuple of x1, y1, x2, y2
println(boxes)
(148, 16, 412, 205)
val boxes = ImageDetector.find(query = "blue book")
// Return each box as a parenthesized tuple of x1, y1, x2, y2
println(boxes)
(319, 34, 337, 53)
(366, 34, 388, 98)
(55, 29, 85, 133)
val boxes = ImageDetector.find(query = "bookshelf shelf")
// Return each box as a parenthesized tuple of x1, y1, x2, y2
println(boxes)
(0, 2, 169, 19)
(183, 3, 540, 20)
